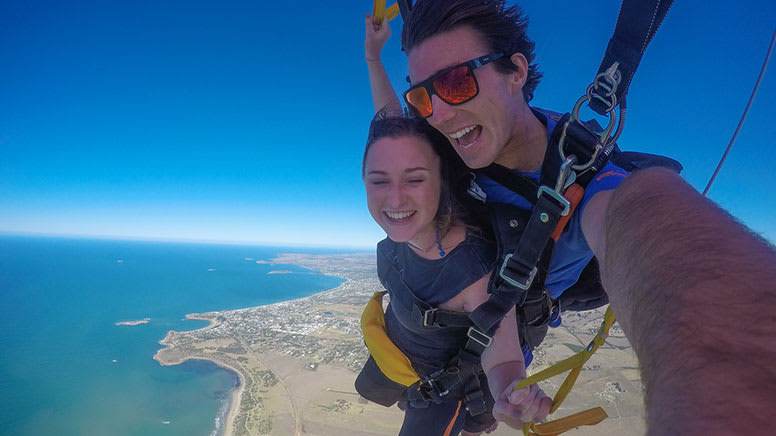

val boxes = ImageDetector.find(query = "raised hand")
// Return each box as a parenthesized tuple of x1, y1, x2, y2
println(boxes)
(365, 13, 392, 62)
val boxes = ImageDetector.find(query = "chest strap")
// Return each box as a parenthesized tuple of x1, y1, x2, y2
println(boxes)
(374, 261, 491, 414)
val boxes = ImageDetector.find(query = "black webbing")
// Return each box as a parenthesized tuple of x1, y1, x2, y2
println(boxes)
(589, 0, 674, 115)
(397, 0, 412, 20)
(380, 260, 473, 328)
(480, 164, 541, 204)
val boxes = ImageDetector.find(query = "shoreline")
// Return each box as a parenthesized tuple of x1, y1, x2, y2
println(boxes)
(154, 315, 246, 436)
(154, 353, 245, 436)
(154, 254, 358, 436)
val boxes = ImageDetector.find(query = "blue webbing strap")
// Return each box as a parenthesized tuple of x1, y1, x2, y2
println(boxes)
(589, 0, 674, 115)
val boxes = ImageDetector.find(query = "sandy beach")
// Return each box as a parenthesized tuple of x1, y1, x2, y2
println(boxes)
(154, 314, 246, 436)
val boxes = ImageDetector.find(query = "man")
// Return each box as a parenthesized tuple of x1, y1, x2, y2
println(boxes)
(398, 0, 776, 434)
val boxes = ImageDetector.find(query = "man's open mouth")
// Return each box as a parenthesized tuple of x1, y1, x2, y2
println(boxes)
(450, 125, 482, 149)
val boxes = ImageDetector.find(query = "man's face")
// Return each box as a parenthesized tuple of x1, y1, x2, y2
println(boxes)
(407, 26, 524, 169)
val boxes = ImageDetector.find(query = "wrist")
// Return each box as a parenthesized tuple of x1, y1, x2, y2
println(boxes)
(485, 360, 527, 393)
(365, 57, 382, 63)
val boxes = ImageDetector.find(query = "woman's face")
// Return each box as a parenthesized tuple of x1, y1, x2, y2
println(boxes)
(363, 135, 442, 244)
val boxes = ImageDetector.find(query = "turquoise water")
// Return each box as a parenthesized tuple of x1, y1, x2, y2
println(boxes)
(0, 236, 347, 436)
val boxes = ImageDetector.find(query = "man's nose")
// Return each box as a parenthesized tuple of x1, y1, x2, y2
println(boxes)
(428, 95, 455, 126)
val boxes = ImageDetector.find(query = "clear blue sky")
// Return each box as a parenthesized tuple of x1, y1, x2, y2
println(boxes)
(1, 0, 774, 248)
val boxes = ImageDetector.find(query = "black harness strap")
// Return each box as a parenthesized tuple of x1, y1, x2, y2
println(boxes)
(589, 0, 674, 115)
(479, 164, 540, 205)
(378, 252, 491, 414)
(379, 259, 473, 328)
(466, 106, 613, 356)
(396, 0, 412, 20)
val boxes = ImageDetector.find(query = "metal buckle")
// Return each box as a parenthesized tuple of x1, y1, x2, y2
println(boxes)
(423, 308, 438, 327)
(555, 156, 577, 193)
(537, 186, 571, 216)
(467, 327, 493, 348)
(499, 253, 537, 290)
(421, 371, 449, 398)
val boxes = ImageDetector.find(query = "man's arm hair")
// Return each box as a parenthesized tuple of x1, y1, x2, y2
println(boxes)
(592, 167, 776, 435)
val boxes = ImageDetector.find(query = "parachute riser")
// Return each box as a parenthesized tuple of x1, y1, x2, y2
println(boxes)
(560, 62, 625, 173)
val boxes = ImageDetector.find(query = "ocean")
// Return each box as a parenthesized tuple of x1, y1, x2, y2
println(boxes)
(0, 235, 348, 436)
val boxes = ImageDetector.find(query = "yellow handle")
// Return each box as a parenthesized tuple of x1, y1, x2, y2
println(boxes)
(373, 1, 400, 25)
(515, 307, 617, 435)
(522, 407, 608, 436)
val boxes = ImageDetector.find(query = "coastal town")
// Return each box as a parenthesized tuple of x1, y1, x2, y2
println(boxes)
(154, 253, 647, 436)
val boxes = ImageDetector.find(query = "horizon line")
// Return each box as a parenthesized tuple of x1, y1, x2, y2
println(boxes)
(0, 231, 377, 251)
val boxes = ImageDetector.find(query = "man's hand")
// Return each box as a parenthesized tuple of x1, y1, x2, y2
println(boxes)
(365, 13, 391, 62)
(492, 381, 553, 429)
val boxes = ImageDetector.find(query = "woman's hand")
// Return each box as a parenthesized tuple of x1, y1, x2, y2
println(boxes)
(365, 13, 391, 62)
(492, 381, 553, 429)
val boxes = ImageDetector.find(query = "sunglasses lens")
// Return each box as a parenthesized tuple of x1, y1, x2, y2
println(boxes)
(405, 87, 433, 118)
(433, 65, 477, 104)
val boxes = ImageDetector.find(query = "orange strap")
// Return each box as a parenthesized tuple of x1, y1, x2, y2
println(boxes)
(551, 183, 584, 241)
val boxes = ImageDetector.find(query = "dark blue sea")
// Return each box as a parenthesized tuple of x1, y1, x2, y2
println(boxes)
(0, 235, 348, 436)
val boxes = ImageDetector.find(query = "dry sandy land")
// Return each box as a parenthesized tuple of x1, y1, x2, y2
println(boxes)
(258, 347, 644, 436)
(237, 310, 646, 436)
(154, 252, 646, 436)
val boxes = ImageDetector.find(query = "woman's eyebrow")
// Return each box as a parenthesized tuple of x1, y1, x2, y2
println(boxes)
(367, 167, 430, 176)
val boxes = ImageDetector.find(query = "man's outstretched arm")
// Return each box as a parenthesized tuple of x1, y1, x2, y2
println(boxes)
(582, 167, 776, 435)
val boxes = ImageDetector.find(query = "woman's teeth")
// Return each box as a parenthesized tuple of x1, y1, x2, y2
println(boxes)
(385, 211, 415, 221)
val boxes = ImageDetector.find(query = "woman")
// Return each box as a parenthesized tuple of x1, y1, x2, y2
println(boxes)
(359, 43, 551, 432)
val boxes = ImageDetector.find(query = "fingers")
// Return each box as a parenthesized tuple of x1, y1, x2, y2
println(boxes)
(484, 421, 498, 434)
(535, 396, 552, 423)
(492, 399, 528, 430)
(503, 383, 553, 424)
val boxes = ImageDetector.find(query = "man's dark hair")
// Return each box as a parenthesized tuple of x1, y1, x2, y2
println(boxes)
(401, 0, 542, 102)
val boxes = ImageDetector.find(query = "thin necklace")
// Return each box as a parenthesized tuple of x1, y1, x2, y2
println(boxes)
(407, 227, 446, 257)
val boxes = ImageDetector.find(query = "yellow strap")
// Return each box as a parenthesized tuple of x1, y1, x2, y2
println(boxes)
(522, 407, 608, 436)
(514, 307, 616, 435)
(360, 292, 421, 387)
(372, 1, 400, 25)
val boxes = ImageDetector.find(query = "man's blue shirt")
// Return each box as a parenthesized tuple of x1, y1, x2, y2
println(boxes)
(474, 112, 628, 298)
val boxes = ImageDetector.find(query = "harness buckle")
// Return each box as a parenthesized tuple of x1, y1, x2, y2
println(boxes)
(422, 308, 438, 327)
(467, 327, 493, 348)
(555, 156, 578, 193)
(538, 186, 571, 216)
(419, 369, 450, 402)
(425, 379, 449, 398)
(499, 253, 538, 290)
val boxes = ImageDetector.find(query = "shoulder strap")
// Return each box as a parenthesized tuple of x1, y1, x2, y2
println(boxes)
(589, 0, 674, 115)
(378, 246, 473, 328)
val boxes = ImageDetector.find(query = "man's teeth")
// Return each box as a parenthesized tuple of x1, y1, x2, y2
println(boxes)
(450, 126, 476, 140)
(385, 211, 415, 220)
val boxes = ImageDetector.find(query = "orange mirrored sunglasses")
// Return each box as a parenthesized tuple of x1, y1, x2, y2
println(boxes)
(403, 53, 504, 118)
